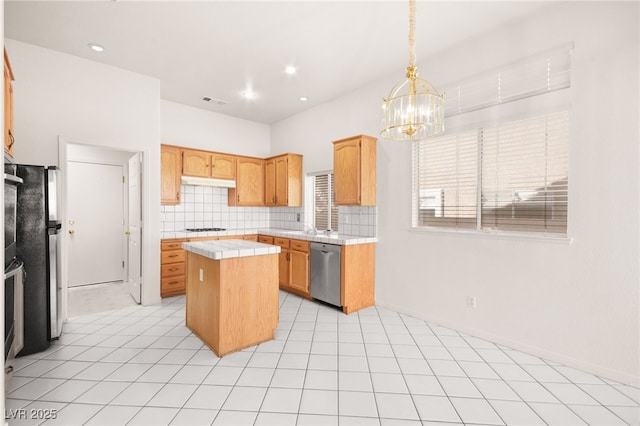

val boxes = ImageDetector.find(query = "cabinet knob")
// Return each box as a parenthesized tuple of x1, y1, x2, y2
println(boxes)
(125, 230, 131, 236)
(68, 229, 75, 235)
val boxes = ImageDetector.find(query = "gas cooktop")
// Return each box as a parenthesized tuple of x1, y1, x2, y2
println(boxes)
(185, 228, 226, 232)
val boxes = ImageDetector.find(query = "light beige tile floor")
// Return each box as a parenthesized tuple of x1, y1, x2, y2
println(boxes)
(6, 291, 639, 425)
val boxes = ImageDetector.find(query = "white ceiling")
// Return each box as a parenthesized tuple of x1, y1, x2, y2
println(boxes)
(4, 1, 548, 124)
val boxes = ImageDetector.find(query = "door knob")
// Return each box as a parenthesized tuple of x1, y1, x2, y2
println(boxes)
(68, 229, 75, 235)
(125, 230, 131, 236)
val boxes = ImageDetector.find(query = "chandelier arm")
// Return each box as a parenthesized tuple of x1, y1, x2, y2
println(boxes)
(409, 0, 416, 67)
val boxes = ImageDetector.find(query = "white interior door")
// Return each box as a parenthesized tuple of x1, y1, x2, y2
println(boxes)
(67, 161, 125, 287)
(127, 153, 142, 303)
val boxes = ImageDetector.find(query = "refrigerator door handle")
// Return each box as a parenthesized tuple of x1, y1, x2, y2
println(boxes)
(4, 173, 23, 186)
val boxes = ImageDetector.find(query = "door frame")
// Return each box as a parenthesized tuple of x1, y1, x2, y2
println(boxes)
(58, 138, 146, 321)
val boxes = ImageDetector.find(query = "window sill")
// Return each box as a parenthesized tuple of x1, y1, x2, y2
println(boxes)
(409, 226, 574, 245)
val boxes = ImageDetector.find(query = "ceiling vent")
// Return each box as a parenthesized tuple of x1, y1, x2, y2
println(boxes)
(201, 96, 228, 105)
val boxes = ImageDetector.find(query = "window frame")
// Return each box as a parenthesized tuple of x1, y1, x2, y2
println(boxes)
(411, 111, 571, 242)
(307, 170, 338, 231)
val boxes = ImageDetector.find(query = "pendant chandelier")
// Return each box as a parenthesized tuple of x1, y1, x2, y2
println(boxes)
(381, 0, 445, 140)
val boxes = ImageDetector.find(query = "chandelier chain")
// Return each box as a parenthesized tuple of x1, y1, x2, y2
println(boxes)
(408, 0, 416, 67)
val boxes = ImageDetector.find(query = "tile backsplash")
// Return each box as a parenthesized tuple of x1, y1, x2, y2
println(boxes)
(269, 207, 304, 231)
(161, 185, 269, 232)
(338, 206, 377, 237)
(160, 185, 377, 238)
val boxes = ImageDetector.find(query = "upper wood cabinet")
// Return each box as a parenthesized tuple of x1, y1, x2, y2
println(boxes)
(265, 154, 302, 207)
(161, 145, 182, 205)
(211, 153, 236, 180)
(182, 149, 210, 178)
(182, 149, 237, 180)
(228, 156, 264, 206)
(4, 49, 15, 158)
(333, 135, 376, 206)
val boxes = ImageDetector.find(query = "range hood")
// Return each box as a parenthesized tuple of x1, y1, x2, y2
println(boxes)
(181, 176, 236, 188)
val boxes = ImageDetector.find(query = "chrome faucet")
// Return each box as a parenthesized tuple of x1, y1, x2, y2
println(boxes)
(304, 225, 318, 236)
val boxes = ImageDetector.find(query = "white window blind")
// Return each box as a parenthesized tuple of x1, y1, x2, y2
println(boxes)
(443, 45, 571, 117)
(413, 130, 478, 229)
(314, 173, 338, 231)
(481, 112, 569, 233)
(412, 111, 569, 235)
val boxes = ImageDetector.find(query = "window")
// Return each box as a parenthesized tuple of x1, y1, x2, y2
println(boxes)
(413, 46, 571, 236)
(311, 173, 338, 231)
(412, 111, 569, 235)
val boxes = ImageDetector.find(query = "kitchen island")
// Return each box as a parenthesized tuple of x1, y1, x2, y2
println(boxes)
(182, 239, 280, 356)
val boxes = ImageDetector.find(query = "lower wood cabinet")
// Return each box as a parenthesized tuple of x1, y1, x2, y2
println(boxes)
(260, 234, 375, 314)
(272, 237, 311, 298)
(289, 240, 310, 295)
(340, 243, 375, 314)
(160, 239, 187, 297)
(163, 234, 374, 312)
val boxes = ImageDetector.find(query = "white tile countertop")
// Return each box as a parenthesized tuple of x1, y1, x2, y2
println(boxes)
(257, 229, 377, 245)
(182, 239, 281, 260)
(162, 228, 377, 245)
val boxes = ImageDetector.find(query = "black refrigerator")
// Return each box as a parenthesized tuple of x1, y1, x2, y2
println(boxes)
(7, 164, 63, 356)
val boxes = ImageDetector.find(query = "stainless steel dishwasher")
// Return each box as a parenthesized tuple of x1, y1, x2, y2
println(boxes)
(310, 242, 341, 307)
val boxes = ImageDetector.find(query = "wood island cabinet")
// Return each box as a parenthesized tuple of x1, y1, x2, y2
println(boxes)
(265, 154, 303, 207)
(161, 145, 182, 205)
(186, 250, 278, 356)
(333, 135, 377, 206)
(228, 156, 264, 206)
(4, 48, 15, 158)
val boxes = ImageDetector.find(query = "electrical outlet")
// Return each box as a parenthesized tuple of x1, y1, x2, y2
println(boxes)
(296, 213, 301, 222)
(466, 296, 477, 308)
(345, 216, 350, 224)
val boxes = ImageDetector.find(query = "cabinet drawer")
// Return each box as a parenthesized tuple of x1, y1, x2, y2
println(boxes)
(290, 239, 309, 253)
(161, 239, 186, 251)
(161, 262, 185, 277)
(273, 237, 290, 248)
(258, 235, 274, 244)
(244, 234, 258, 241)
(161, 276, 185, 293)
(161, 250, 186, 264)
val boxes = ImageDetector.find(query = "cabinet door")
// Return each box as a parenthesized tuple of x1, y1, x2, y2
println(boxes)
(161, 145, 181, 205)
(211, 153, 236, 180)
(275, 156, 289, 206)
(264, 158, 276, 206)
(334, 139, 361, 205)
(4, 50, 14, 157)
(278, 249, 290, 288)
(289, 250, 309, 295)
(235, 157, 264, 206)
(182, 149, 211, 178)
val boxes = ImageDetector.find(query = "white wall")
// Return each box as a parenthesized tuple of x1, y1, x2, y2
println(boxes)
(161, 100, 270, 157)
(271, 2, 639, 385)
(5, 39, 162, 307)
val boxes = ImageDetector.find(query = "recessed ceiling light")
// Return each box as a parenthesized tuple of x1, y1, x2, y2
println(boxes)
(299, 96, 309, 102)
(285, 65, 297, 75)
(87, 43, 105, 53)
(242, 90, 257, 100)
